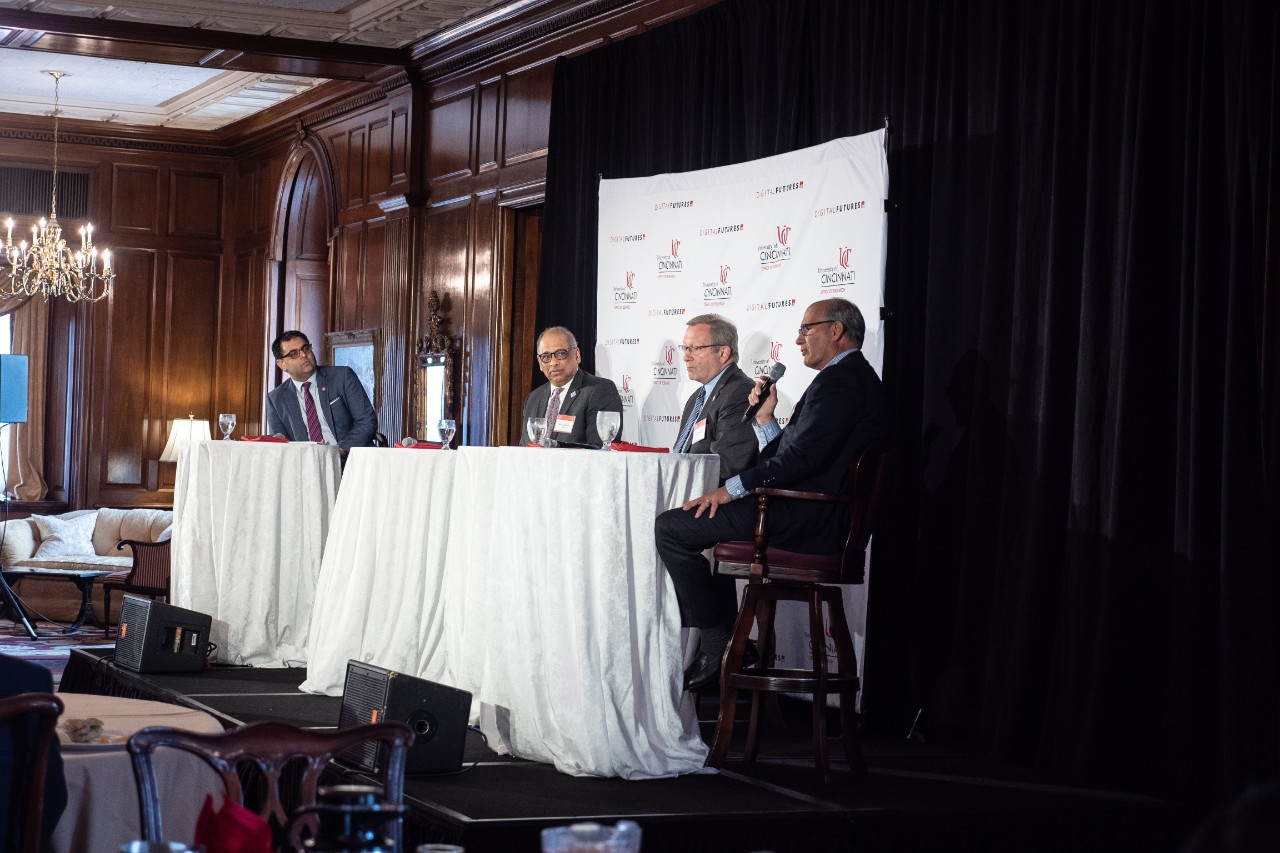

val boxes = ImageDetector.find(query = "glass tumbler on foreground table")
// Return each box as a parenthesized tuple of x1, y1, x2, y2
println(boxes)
(218, 413, 236, 440)
(438, 419, 457, 449)
(527, 417, 547, 446)
(541, 820, 641, 853)
(595, 411, 621, 449)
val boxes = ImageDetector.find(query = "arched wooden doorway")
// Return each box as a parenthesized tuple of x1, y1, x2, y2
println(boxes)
(268, 140, 337, 379)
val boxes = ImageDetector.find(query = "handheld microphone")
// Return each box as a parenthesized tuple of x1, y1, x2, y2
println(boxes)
(400, 436, 417, 447)
(741, 362, 786, 424)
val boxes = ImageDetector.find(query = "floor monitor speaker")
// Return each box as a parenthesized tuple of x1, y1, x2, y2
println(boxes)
(115, 594, 210, 673)
(338, 660, 471, 775)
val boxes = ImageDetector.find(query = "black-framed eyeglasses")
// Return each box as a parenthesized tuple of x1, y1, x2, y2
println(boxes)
(279, 343, 313, 361)
(678, 343, 725, 354)
(537, 348, 575, 364)
(797, 320, 837, 336)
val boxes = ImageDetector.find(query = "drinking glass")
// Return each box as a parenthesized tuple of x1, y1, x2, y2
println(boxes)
(527, 417, 547, 446)
(437, 419, 457, 449)
(218, 413, 236, 440)
(596, 411, 621, 450)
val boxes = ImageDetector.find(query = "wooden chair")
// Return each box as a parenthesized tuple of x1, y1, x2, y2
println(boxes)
(707, 438, 891, 783)
(0, 693, 65, 853)
(101, 538, 171, 637)
(128, 720, 413, 850)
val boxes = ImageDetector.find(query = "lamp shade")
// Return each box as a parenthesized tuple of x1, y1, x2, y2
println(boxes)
(160, 417, 212, 462)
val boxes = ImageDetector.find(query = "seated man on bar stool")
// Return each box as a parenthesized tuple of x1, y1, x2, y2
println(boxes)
(654, 298, 889, 691)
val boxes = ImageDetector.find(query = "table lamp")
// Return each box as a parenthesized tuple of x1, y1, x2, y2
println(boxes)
(160, 414, 212, 462)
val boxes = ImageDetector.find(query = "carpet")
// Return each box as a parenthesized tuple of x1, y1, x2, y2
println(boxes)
(0, 617, 116, 686)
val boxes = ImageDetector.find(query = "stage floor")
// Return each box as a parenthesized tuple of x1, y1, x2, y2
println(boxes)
(59, 649, 1184, 853)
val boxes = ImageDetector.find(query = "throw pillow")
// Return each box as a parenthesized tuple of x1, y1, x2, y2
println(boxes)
(31, 512, 98, 559)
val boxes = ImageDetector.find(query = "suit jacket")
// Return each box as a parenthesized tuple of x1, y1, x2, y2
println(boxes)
(679, 364, 758, 482)
(0, 654, 67, 853)
(266, 365, 377, 453)
(736, 349, 889, 552)
(522, 370, 623, 448)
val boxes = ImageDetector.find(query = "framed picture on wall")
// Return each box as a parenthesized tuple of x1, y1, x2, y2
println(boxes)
(324, 328, 380, 409)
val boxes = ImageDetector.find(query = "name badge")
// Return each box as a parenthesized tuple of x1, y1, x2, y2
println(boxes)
(691, 418, 708, 444)
(554, 414, 576, 434)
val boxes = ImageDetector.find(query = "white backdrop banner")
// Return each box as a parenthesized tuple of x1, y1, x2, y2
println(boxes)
(596, 130, 887, 441)
(595, 129, 889, 703)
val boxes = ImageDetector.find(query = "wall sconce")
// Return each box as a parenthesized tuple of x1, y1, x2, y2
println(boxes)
(160, 414, 212, 462)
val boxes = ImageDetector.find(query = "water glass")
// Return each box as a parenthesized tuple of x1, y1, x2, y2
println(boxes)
(595, 411, 621, 449)
(541, 820, 641, 853)
(437, 419, 457, 449)
(527, 417, 547, 446)
(218, 413, 236, 440)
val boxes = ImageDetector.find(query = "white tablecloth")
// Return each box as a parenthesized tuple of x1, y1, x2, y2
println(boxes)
(52, 694, 223, 853)
(300, 446, 717, 779)
(172, 440, 341, 666)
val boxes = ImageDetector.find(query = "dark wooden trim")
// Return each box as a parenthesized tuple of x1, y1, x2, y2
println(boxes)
(0, 10, 404, 80)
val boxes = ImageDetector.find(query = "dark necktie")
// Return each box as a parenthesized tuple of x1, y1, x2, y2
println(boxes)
(673, 386, 707, 452)
(302, 381, 325, 442)
(545, 387, 563, 430)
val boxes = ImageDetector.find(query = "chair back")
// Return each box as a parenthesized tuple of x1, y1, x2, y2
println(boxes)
(0, 693, 64, 853)
(128, 720, 412, 849)
(117, 539, 171, 594)
(839, 438, 892, 583)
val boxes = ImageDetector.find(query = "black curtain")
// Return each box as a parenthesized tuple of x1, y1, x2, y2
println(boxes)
(537, 0, 1280, 808)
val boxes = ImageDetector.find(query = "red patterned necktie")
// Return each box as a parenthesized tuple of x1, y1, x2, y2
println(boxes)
(302, 380, 325, 442)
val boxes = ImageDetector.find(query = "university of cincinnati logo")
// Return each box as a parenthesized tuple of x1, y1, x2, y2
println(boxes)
(703, 263, 732, 303)
(657, 240, 683, 275)
(621, 375, 632, 393)
(614, 270, 638, 303)
(653, 345, 678, 380)
(759, 225, 793, 268)
(817, 246, 856, 291)
(750, 343, 786, 377)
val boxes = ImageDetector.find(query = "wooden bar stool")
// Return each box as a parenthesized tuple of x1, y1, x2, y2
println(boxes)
(706, 439, 891, 783)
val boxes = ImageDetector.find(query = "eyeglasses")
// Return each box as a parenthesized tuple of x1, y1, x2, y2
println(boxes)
(797, 320, 837, 336)
(537, 348, 575, 364)
(678, 343, 725, 354)
(279, 343, 313, 361)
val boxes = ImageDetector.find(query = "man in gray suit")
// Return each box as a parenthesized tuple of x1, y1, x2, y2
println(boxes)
(521, 326, 622, 447)
(266, 331, 377, 456)
(672, 313, 758, 482)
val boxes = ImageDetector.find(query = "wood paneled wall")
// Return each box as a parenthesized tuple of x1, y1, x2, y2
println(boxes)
(0, 0, 716, 509)
(0, 126, 242, 508)
(416, 0, 718, 446)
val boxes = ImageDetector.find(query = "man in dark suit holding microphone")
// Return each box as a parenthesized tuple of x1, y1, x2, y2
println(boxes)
(655, 298, 890, 691)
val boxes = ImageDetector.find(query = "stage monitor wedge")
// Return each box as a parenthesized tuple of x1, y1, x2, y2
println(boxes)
(115, 594, 210, 674)
(338, 660, 471, 775)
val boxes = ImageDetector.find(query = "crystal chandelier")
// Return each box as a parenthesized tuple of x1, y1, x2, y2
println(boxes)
(0, 71, 113, 303)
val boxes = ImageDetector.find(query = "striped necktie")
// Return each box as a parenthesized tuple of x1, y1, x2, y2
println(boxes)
(302, 381, 325, 442)
(673, 386, 706, 452)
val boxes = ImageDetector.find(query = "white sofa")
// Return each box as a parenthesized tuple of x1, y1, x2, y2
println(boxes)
(1, 508, 172, 623)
